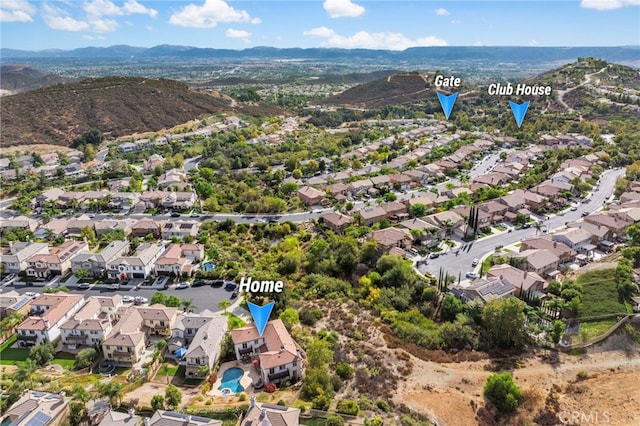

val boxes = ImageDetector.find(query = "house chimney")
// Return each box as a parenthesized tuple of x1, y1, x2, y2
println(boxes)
(280, 345, 284, 353)
(128, 409, 135, 419)
(259, 409, 267, 420)
(250, 395, 256, 409)
(144, 418, 150, 426)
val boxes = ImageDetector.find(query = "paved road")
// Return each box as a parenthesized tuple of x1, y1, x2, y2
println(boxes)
(417, 167, 625, 281)
(184, 155, 202, 172)
(7, 281, 237, 314)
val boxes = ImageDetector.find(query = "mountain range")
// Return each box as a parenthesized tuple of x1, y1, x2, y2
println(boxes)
(2, 45, 639, 65)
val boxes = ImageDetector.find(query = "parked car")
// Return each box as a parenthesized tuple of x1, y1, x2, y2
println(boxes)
(522, 223, 531, 229)
(110, 283, 120, 290)
(171, 212, 181, 218)
(466, 272, 479, 279)
(123, 295, 135, 303)
(407, 248, 419, 257)
(211, 280, 225, 287)
(192, 280, 206, 287)
(581, 211, 589, 217)
(176, 282, 190, 289)
(134, 296, 148, 305)
(471, 258, 479, 267)
(570, 206, 578, 211)
(25, 292, 40, 298)
(429, 252, 440, 259)
(225, 281, 237, 291)
(230, 289, 239, 299)
(77, 283, 90, 290)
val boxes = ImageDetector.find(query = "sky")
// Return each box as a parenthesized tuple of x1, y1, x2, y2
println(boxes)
(1, 0, 639, 51)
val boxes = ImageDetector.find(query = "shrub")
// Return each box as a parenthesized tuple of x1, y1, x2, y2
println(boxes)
(325, 414, 344, 426)
(577, 370, 589, 380)
(375, 399, 391, 412)
(483, 372, 521, 413)
(335, 362, 354, 380)
(238, 393, 247, 402)
(300, 308, 324, 326)
(336, 400, 359, 416)
(277, 399, 286, 406)
(264, 383, 277, 393)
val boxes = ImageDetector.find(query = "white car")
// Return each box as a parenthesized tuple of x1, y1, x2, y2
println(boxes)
(466, 272, 479, 279)
(134, 296, 148, 305)
(25, 292, 40, 298)
(122, 295, 135, 303)
(471, 258, 479, 267)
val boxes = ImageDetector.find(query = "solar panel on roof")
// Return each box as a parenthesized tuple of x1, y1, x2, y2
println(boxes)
(13, 297, 29, 310)
(25, 411, 52, 426)
(190, 416, 213, 423)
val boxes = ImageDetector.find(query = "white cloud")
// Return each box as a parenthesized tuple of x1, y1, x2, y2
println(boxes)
(83, 0, 122, 18)
(323, 0, 365, 18)
(472, 41, 484, 46)
(91, 18, 119, 33)
(435, 7, 450, 16)
(42, 3, 89, 31)
(451, 19, 462, 25)
(529, 39, 538, 46)
(303, 27, 447, 50)
(83, 34, 106, 40)
(123, 0, 158, 18)
(226, 28, 251, 43)
(580, 0, 639, 10)
(0, 0, 36, 22)
(169, 0, 257, 28)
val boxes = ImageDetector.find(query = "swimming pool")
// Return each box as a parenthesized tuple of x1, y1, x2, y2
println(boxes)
(218, 367, 244, 393)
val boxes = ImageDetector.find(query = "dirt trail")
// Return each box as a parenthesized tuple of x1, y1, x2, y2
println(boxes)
(556, 66, 608, 117)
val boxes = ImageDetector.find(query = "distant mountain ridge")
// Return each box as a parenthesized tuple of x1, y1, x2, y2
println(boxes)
(2, 45, 639, 65)
(0, 65, 74, 94)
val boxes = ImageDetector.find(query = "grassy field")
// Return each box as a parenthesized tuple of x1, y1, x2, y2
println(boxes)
(576, 319, 619, 343)
(156, 363, 180, 377)
(576, 269, 627, 318)
(0, 336, 29, 365)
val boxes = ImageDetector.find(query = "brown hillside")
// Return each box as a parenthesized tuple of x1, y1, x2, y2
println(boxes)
(317, 72, 438, 108)
(0, 65, 73, 93)
(0, 76, 236, 147)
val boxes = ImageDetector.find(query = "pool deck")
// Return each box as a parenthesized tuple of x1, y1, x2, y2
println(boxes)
(210, 360, 261, 397)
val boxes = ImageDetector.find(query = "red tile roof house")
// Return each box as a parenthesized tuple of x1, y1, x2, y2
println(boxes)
(17, 293, 85, 347)
(380, 201, 408, 218)
(584, 213, 633, 241)
(389, 173, 413, 190)
(357, 206, 387, 226)
(478, 200, 510, 224)
(487, 264, 548, 297)
(513, 249, 561, 277)
(230, 319, 303, 385)
(324, 183, 349, 196)
(25, 240, 89, 279)
(520, 236, 577, 263)
(60, 295, 123, 350)
(499, 189, 528, 212)
(320, 211, 354, 233)
(369, 228, 412, 253)
(349, 179, 374, 195)
(155, 243, 205, 277)
(297, 186, 325, 206)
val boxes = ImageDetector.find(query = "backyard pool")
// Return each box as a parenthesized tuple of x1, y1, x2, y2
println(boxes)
(218, 367, 244, 393)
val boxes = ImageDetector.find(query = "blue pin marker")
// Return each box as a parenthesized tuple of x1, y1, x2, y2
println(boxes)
(437, 92, 458, 120)
(509, 101, 530, 128)
(248, 301, 275, 337)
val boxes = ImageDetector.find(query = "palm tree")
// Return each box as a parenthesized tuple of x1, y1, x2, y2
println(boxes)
(533, 221, 542, 235)
(98, 383, 123, 408)
(13, 359, 39, 391)
(218, 300, 231, 314)
(545, 298, 567, 320)
(181, 299, 194, 313)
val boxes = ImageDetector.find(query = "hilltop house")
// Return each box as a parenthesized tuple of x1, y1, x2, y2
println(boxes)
(242, 396, 301, 426)
(155, 243, 204, 277)
(4, 391, 69, 426)
(230, 319, 303, 385)
(183, 315, 228, 378)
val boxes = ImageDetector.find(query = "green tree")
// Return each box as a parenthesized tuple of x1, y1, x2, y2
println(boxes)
(75, 268, 90, 280)
(29, 342, 55, 366)
(550, 320, 565, 344)
(483, 372, 522, 413)
(336, 400, 359, 415)
(481, 298, 527, 349)
(151, 394, 165, 411)
(306, 338, 333, 369)
(441, 295, 463, 322)
(13, 358, 39, 390)
(97, 382, 123, 407)
(409, 203, 427, 218)
(74, 348, 98, 370)
(80, 226, 97, 245)
(279, 308, 299, 330)
(165, 384, 182, 409)
(218, 299, 231, 313)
